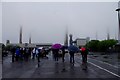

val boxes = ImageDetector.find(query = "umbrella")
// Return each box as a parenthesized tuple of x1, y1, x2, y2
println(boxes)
(52, 43, 62, 49)
(38, 47, 43, 49)
(68, 45, 79, 53)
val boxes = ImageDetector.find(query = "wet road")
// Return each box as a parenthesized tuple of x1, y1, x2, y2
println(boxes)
(2, 53, 120, 79)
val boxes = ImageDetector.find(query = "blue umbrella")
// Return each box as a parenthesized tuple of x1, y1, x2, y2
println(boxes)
(68, 45, 79, 53)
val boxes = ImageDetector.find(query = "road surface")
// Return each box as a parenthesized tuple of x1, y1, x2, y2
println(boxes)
(2, 52, 120, 79)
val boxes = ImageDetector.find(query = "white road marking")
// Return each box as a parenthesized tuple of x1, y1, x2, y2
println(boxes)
(75, 56, 120, 78)
(88, 61, 120, 78)
(88, 58, 119, 68)
(78, 54, 120, 68)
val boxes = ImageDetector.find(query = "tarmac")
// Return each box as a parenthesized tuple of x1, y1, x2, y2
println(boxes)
(1, 52, 120, 79)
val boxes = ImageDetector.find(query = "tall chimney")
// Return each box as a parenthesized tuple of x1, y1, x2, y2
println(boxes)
(19, 26, 22, 44)
(64, 26, 68, 46)
(29, 34, 31, 44)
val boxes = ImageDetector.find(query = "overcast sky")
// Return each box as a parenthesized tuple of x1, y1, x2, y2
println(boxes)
(1, 2, 119, 44)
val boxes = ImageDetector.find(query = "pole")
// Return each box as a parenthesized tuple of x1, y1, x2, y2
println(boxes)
(118, 10, 120, 43)
(116, 8, 120, 43)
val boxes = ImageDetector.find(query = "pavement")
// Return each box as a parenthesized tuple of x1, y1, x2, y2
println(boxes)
(1, 52, 120, 79)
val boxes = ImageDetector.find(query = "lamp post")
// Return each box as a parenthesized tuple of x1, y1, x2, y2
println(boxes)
(116, 8, 120, 44)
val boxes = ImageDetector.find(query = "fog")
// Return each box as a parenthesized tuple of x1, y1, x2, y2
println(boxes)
(2, 2, 118, 44)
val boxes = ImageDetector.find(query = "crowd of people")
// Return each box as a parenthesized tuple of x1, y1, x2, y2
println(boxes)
(10, 47, 50, 62)
(3, 46, 89, 69)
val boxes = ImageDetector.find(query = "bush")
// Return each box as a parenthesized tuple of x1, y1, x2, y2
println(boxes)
(86, 39, 117, 52)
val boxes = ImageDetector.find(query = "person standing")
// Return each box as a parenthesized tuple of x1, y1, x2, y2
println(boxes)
(40, 48, 45, 58)
(32, 48, 36, 60)
(80, 46, 88, 64)
(52, 49, 56, 61)
(36, 48, 40, 62)
(20, 48, 23, 61)
(15, 48, 20, 61)
(68, 45, 78, 64)
(25, 48, 29, 61)
(80, 46, 89, 70)
(61, 46, 65, 62)
(54, 49, 59, 61)
(69, 51, 75, 63)
(38, 49, 41, 62)
(11, 47, 16, 62)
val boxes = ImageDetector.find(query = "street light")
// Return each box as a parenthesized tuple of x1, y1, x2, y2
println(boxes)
(116, 8, 120, 44)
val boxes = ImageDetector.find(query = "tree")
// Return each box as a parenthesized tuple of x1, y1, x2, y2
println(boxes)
(86, 40, 99, 52)
(98, 39, 117, 52)
(86, 39, 117, 52)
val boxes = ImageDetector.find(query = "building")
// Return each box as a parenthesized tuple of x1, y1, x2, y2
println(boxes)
(35, 43, 52, 48)
(7, 43, 52, 48)
(75, 37, 90, 47)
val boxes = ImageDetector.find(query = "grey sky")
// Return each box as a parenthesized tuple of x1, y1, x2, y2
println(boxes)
(2, 2, 118, 44)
